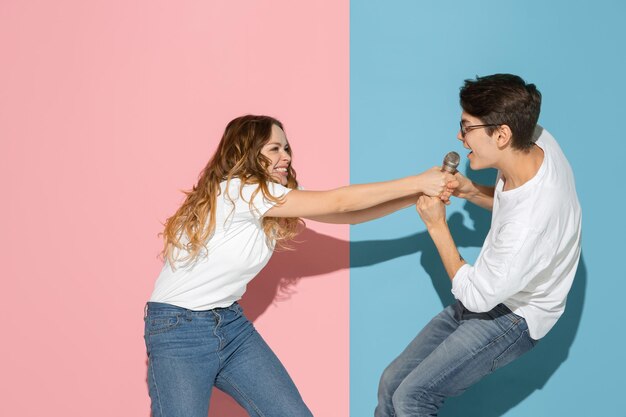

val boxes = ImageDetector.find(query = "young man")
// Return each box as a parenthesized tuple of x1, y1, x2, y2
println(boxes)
(375, 74, 582, 417)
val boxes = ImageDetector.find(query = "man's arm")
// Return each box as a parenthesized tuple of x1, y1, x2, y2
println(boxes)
(416, 195, 466, 280)
(453, 172, 495, 211)
(417, 194, 551, 312)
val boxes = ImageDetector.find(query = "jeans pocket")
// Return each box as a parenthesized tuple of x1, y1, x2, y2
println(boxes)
(146, 314, 181, 336)
(491, 328, 535, 372)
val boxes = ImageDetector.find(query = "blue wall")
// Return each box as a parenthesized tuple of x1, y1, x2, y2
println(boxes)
(350, 1, 625, 416)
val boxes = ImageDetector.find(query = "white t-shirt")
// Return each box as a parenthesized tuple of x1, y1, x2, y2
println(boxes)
(149, 178, 292, 310)
(452, 127, 582, 339)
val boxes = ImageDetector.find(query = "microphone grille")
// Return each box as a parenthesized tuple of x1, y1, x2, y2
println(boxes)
(442, 151, 460, 173)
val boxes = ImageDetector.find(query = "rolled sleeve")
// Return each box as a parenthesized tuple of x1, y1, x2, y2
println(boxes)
(224, 180, 293, 219)
(242, 182, 292, 218)
(451, 223, 548, 312)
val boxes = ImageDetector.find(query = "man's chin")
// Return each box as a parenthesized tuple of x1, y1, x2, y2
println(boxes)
(469, 159, 483, 170)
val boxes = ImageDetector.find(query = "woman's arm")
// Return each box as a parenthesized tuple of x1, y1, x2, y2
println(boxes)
(265, 167, 455, 219)
(306, 195, 417, 224)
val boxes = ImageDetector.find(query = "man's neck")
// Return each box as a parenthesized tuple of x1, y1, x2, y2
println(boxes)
(498, 144, 545, 191)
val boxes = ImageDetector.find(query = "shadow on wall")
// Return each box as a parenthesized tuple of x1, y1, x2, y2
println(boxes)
(350, 163, 497, 308)
(206, 163, 585, 417)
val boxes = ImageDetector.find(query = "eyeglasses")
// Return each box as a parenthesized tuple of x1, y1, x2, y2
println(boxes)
(459, 121, 500, 138)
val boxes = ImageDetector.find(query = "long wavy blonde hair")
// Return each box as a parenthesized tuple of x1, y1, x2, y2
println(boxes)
(161, 115, 302, 265)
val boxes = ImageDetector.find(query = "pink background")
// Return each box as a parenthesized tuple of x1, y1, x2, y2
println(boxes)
(1, 1, 349, 416)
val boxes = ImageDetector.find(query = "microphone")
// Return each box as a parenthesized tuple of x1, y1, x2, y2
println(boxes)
(441, 151, 460, 174)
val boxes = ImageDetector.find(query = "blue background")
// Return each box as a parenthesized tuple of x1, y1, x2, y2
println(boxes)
(350, 1, 625, 416)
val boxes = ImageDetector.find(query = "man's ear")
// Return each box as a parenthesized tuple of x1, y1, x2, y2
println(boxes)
(495, 124, 513, 148)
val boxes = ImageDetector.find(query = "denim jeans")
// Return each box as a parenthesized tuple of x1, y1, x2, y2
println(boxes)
(144, 302, 313, 417)
(375, 301, 537, 417)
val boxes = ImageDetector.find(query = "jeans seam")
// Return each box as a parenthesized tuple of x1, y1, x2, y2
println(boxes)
(483, 317, 522, 358)
(149, 357, 165, 417)
(219, 373, 265, 417)
(491, 328, 529, 371)
(212, 311, 225, 366)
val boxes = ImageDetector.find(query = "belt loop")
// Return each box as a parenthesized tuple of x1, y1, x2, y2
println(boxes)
(144, 303, 148, 319)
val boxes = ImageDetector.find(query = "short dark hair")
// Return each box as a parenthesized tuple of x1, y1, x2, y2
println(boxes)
(460, 74, 542, 150)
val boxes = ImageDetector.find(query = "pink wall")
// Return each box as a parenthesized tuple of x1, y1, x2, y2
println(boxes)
(0, 1, 349, 416)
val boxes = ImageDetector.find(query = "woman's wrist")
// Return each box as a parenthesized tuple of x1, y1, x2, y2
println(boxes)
(413, 174, 425, 194)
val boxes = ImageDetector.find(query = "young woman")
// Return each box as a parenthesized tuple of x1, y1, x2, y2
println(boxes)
(144, 115, 455, 417)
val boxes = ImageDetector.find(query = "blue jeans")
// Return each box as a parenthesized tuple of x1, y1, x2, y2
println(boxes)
(144, 302, 313, 417)
(376, 301, 537, 417)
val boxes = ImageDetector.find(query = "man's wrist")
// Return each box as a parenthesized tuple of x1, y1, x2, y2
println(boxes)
(459, 182, 479, 200)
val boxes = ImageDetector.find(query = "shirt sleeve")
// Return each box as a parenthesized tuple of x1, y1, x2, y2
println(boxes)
(235, 181, 293, 218)
(451, 222, 551, 312)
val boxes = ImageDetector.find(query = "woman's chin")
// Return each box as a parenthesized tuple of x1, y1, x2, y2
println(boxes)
(270, 175, 287, 186)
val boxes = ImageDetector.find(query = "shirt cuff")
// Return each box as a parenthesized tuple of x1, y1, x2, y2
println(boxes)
(451, 263, 472, 298)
